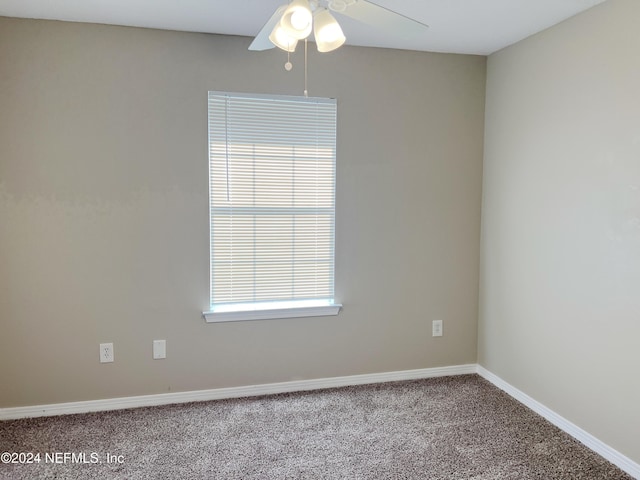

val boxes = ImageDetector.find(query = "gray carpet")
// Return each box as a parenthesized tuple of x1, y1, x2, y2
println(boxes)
(0, 375, 632, 479)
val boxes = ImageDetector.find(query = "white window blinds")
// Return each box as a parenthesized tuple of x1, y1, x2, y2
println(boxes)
(207, 92, 338, 317)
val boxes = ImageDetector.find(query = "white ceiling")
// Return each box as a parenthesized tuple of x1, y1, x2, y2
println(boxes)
(0, 0, 607, 55)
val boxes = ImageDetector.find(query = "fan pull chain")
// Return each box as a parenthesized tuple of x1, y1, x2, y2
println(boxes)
(281, 38, 309, 97)
(285, 39, 293, 71)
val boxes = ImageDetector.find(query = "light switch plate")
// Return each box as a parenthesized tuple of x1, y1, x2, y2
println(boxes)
(153, 340, 166, 359)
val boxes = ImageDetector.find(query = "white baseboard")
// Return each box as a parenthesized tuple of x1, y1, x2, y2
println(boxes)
(0, 363, 476, 421)
(477, 365, 640, 479)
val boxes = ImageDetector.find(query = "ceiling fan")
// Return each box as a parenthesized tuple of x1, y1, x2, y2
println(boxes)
(248, 0, 429, 53)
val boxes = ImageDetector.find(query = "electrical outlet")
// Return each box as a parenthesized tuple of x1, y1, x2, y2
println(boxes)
(153, 340, 166, 360)
(432, 320, 443, 337)
(100, 343, 114, 363)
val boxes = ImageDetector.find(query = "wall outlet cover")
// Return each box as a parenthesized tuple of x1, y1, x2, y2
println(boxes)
(100, 343, 114, 363)
(432, 320, 443, 337)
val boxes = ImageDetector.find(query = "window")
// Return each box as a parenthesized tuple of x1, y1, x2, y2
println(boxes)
(203, 92, 341, 322)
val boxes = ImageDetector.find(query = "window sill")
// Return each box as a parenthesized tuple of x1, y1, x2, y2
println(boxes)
(202, 304, 342, 323)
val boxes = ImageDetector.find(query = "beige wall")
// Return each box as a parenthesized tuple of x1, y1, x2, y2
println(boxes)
(479, 0, 640, 464)
(0, 17, 485, 407)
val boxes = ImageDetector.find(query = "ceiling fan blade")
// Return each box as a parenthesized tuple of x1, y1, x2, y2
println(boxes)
(337, 0, 429, 37)
(248, 5, 287, 51)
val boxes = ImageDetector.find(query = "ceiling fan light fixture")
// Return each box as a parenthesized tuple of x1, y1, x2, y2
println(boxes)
(280, 0, 313, 40)
(269, 24, 299, 52)
(314, 9, 346, 53)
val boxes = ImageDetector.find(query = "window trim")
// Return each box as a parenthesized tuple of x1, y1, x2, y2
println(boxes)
(203, 303, 342, 323)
